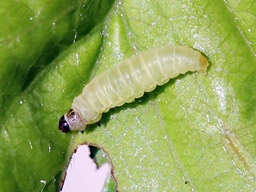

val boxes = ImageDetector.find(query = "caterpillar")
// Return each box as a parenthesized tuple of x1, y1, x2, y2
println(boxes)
(59, 45, 209, 133)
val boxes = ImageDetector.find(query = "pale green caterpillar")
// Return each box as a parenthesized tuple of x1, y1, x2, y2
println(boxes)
(59, 45, 209, 132)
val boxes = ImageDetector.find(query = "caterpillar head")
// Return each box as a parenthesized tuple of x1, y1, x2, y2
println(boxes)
(58, 109, 87, 133)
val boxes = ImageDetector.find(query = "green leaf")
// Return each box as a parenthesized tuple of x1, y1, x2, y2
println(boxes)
(1, 0, 256, 191)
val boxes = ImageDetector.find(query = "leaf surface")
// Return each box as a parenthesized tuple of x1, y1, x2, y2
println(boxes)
(1, 0, 256, 191)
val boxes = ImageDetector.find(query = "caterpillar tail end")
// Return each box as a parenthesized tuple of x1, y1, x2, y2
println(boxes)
(197, 55, 209, 75)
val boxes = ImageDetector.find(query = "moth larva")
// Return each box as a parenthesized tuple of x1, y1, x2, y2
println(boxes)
(59, 45, 209, 132)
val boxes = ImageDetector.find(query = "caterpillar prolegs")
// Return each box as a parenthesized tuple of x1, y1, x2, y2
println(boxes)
(59, 45, 209, 132)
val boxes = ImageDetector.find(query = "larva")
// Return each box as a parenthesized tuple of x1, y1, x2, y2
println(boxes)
(59, 45, 209, 132)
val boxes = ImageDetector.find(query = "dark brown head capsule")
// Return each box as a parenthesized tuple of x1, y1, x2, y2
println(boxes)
(58, 109, 87, 133)
(58, 115, 71, 133)
(58, 109, 76, 133)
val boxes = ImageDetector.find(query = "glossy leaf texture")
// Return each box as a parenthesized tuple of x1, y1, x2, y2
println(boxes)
(1, 0, 256, 191)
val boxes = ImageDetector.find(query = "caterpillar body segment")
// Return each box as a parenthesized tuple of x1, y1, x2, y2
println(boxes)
(58, 45, 209, 133)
